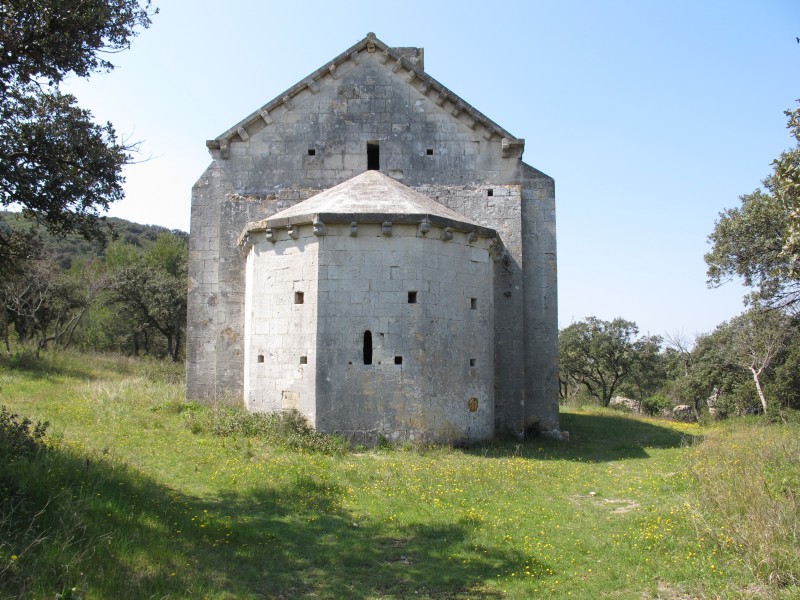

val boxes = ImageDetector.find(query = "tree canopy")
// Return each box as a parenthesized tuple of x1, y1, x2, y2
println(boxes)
(0, 0, 155, 271)
(706, 102, 800, 310)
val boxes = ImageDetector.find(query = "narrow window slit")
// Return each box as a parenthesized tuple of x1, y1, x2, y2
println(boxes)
(300, 356, 308, 364)
(307, 148, 316, 156)
(395, 356, 403, 365)
(470, 298, 477, 310)
(408, 291, 417, 304)
(367, 141, 380, 170)
(363, 330, 373, 365)
(487, 189, 494, 197)
(426, 148, 433, 155)
(257, 355, 264, 363)
(294, 291, 304, 304)
(469, 358, 476, 367)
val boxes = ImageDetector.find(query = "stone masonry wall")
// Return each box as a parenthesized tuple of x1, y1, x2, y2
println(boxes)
(188, 45, 557, 436)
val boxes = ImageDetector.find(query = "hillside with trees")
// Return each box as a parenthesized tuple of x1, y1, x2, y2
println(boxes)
(0, 211, 187, 360)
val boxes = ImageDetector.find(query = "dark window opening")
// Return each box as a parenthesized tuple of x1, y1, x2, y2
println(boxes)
(307, 148, 316, 156)
(300, 356, 308, 365)
(470, 358, 476, 367)
(487, 189, 494, 197)
(363, 331, 373, 365)
(294, 291, 304, 304)
(257, 354, 264, 363)
(367, 141, 380, 170)
(395, 356, 403, 365)
(470, 298, 477, 310)
(426, 148, 434, 155)
(408, 291, 417, 304)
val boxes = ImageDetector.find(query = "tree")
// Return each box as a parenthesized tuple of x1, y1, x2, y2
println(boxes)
(559, 316, 662, 406)
(0, 0, 154, 272)
(106, 233, 187, 361)
(706, 102, 800, 311)
(715, 310, 792, 414)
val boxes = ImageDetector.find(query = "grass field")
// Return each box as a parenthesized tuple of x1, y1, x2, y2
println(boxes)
(1, 351, 798, 599)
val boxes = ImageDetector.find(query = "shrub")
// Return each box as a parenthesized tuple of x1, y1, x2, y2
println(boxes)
(0, 406, 48, 459)
(641, 394, 671, 416)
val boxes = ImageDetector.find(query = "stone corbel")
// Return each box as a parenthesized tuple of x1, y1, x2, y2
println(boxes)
(350, 50, 361, 65)
(482, 125, 496, 140)
(349, 222, 358, 237)
(467, 231, 478, 244)
(312, 220, 326, 236)
(489, 238, 504, 261)
(282, 95, 293, 110)
(405, 70, 416, 83)
(260, 109, 273, 126)
(501, 138, 525, 159)
(451, 103, 463, 117)
(288, 226, 299, 240)
(440, 227, 453, 241)
(379, 50, 390, 64)
(237, 127, 249, 142)
(329, 64, 340, 80)
(265, 228, 275, 243)
(391, 59, 403, 73)
(306, 79, 320, 94)
(418, 219, 431, 236)
(435, 90, 447, 106)
(219, 139, 230, 159)
(382, 221, 393, 237)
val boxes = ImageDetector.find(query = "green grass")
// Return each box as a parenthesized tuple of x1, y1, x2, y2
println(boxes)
(1, 351, 798, 599)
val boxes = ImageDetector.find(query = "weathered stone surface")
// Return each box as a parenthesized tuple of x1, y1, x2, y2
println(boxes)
(187, 33, 559, 439)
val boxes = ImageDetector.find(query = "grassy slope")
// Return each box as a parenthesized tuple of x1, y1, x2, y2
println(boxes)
(0, 352, 794, 599)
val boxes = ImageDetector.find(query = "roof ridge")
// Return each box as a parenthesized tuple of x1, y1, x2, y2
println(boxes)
(207, 33, 524, 159)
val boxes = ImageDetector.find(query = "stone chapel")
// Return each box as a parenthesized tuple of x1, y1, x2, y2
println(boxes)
(187, 33, 559, 443)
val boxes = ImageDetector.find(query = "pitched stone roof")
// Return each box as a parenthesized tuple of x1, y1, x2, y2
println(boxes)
(241, 170, 497, 238)
(208, 32, 524, 160)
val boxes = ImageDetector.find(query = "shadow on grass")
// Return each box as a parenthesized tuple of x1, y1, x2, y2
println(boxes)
(3, 444, 531, 599)
(467, 412, 700, 463)
(0, 350, 99, 381)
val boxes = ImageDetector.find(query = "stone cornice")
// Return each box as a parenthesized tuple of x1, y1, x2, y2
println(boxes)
(207, 32, 524, 159)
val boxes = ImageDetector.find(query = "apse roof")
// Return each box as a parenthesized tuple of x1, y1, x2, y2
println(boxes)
(241, 170, 497, 238)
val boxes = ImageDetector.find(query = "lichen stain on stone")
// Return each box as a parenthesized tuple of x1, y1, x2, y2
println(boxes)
(221, 327, 239, 342)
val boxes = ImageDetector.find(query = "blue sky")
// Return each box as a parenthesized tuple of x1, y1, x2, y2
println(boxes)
(62, 0, 799, 338)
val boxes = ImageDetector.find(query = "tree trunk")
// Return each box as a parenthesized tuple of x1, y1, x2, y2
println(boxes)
(750, 366, 768, 413)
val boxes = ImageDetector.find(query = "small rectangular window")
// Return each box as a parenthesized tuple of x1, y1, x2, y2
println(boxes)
(257, 354, 264, 363)
(367, 141, 380, 170)
(408, 291, 417, 304)
(300, 356, 308, 365)
(426, 148, 433, 155)
(308, 148, 316, 156)
(469, 358, 476, 367)
(294, 291, 304, 304)
(395, 356, 403, 365)
(487, 189, 494, 197)
(470, 298, 477, 310)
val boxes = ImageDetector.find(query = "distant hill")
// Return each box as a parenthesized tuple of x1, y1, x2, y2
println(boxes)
(0, 210, 188, 269)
